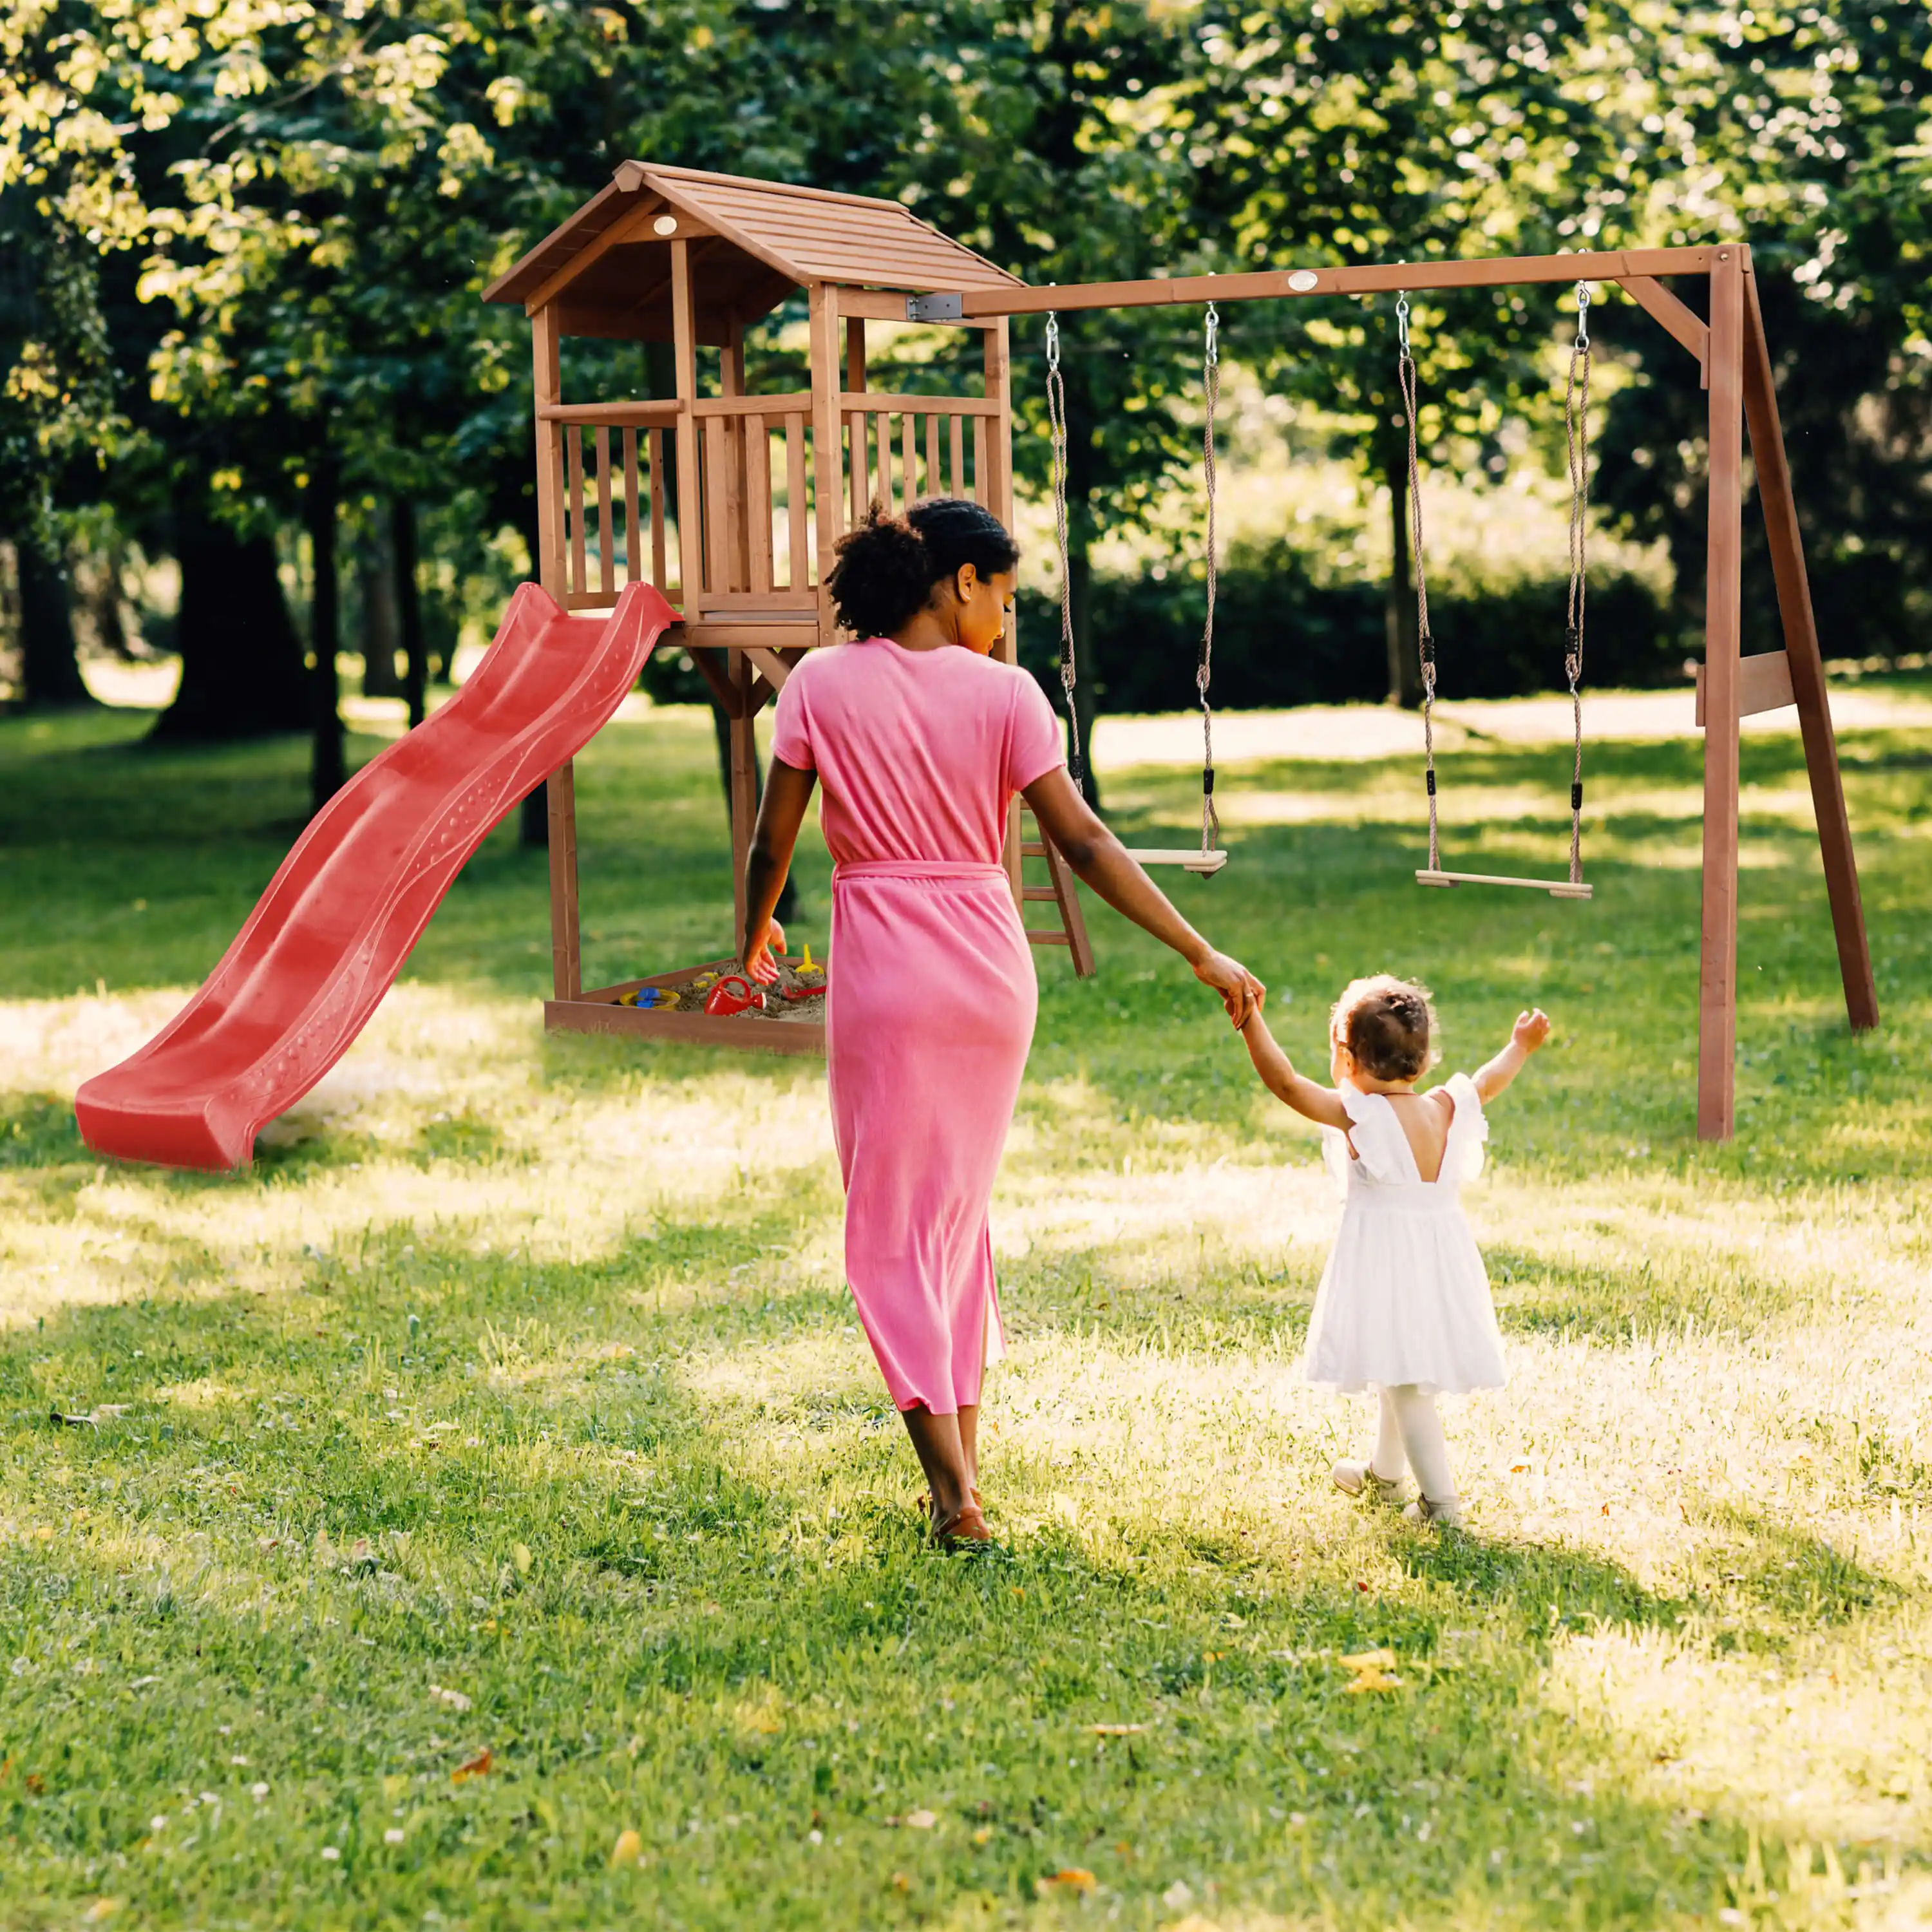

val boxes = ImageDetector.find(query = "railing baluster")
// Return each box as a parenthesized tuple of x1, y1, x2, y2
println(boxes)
(622, 428, 641, 582)
(566, 427, 587, 594)
(786, 414, 808, 591)
(972, 417, 988, 508)
(903, 413, 918, 509)
(649, 428, 668, 593)
(595, 427, 615, 599)
(950, 414, 965, 497)
(925, 415, 940, 498)
(703, 415, 730, 594)
(748, 414, 774, 594)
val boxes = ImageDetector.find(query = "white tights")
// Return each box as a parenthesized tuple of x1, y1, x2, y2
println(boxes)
(1370, 1384, 1457, 1504)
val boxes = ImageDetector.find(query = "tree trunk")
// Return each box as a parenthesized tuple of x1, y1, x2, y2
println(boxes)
(307, 456, 346, 815)
(394, 497, 426, 728)
(16, 535, 95, 708)
(357, 515, 403, 697)
(1383, 433, 1423, 709)
(151, 513, 310, 739)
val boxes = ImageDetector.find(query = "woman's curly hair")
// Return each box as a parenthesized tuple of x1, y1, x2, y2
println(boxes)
(1330, 974, 1439, 1082)
(824, 497, 1019, 638)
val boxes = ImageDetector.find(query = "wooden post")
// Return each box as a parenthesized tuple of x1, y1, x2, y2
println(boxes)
(532, 304, 567, 598)
(1740, 271, 1878, 1032)
(1698, 248, 1747, 1141)
(531, 301, 581, 1000)
(670, 240, 703, 601)
(724, 316, 752, 592)
(808, 283, 842, 641)
(730, 652, 758, 945)
(846, 317, 867, 529)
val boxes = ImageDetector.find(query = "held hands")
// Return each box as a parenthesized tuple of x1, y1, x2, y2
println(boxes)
(1512, 1008, 1552, 1053)
(742, 916, 786, 985)
(1193, 949, 1266, 1028)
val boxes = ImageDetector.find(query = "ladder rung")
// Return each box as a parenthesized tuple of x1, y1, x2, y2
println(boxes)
(1021, 886, 1059, 901)
(1020, 842, 1047, 858)
(1025, 930, 1071, 946)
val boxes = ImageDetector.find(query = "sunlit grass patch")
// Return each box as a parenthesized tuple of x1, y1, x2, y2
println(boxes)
(1, 694, 1929, 1926)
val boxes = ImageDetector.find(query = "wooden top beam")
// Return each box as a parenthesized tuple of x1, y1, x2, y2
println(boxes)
(951, 245, 1729, 318)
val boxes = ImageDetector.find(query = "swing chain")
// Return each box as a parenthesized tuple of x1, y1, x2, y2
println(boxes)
(1563, 279, 1591, 886)
(1397, 290, 1439, 872)
(1044, 312, 1083, 790)
(1198, 302, 1220, 855)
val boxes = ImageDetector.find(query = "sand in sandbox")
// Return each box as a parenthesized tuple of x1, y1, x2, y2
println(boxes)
(672, 957, 826, 1024)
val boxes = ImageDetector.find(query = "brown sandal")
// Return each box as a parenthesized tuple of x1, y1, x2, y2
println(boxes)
(931, 1499, 992, 1548)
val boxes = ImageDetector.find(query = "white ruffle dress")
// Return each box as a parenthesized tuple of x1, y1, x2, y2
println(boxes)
(1302, 1074, 1507, 1396)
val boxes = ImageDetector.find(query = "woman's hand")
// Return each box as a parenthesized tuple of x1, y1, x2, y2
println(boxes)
(1192, 949, 1265, 1028)
(742, 916, 786, 985)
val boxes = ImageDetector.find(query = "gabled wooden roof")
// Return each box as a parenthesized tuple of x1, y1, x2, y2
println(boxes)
(481, 164, 1021, 341)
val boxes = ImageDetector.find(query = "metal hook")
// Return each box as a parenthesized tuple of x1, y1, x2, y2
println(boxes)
(1045, 311, 1060, 368)
(1574, 280, 1591, 351)
(1396, 290, 1411, 354)
(1203, 300, 1220, 367)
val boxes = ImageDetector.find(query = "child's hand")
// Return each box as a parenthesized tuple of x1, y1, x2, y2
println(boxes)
(1512, 1008, 1551, 1053)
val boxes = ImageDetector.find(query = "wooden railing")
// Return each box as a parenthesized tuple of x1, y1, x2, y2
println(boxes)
(543, 388, 998, 619)
(840, 392, 997, 526)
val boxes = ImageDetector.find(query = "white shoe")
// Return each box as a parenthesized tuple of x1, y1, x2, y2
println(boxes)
(1332, 1459, 1411, 1506)
(1402, 1494, 1465, 1529)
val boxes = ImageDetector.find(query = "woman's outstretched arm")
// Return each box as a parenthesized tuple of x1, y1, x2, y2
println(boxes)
(741, 755, 818, 981)
(1021, 765, 1264, 1027)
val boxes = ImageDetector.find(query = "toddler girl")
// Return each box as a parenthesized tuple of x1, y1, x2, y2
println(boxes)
(1238, 976, 1549, 1527)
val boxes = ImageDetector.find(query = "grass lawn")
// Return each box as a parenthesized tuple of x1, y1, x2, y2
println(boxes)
(1, 685, 1929, 1931)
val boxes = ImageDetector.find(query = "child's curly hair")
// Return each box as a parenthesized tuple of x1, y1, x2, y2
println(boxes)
(1330, 974, 1439, 1083)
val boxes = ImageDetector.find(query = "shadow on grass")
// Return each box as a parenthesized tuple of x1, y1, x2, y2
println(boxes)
(3, 1212, 1927, 1926)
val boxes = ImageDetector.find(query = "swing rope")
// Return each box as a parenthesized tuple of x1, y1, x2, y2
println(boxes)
(1043, 313, 1084, 791)
(1198, 301, 1220, 856)
(1396, 292, 1440, 874)
(1563, 280, 1591, 888)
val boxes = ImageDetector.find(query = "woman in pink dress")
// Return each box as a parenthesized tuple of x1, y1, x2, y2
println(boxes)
(743, 500, 1262, 1545)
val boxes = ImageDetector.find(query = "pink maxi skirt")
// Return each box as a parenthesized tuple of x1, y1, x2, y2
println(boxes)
(826, 860, 1037, 1414)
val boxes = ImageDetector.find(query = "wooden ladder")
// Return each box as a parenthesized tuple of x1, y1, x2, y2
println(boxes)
(1015, 805, 1095, 978)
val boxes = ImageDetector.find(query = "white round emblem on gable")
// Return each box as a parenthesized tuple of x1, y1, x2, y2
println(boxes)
(653, 215, 679, 236)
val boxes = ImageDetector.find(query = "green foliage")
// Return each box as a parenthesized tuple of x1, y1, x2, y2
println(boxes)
(1018, 547, 1679, 711)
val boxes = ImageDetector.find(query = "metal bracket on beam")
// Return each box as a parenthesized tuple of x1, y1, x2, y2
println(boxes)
(905, 292, 965, 323)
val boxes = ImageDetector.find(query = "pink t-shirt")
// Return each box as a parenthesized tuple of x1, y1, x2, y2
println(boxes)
(770, 638, 1065, 867)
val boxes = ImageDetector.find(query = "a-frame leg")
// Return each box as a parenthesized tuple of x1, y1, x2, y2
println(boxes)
(546, 760, 582, 1001)
(1697, 248, 1747, 1142)
(1739, 274, 1879, 1033)
(728, 654, 758, 948)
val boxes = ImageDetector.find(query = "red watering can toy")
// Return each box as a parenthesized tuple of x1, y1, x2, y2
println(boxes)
(703, 974, 766, 1018)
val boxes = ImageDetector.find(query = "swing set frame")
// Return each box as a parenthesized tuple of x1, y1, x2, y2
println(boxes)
(488, 164, 1873, 1144)
(947, 242, 1877, 1142)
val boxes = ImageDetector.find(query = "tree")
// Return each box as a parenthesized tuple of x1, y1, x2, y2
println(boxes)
(1173, 2, 1670, 705)
(1595, 3, 1932, 658)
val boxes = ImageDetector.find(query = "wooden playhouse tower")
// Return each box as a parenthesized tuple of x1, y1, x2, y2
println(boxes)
(482, 162, 1095, 1054)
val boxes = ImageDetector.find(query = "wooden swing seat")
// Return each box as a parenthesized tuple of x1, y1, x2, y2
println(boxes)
(1416, 868, 1592, 900)
(1125, 847, 1229, 876)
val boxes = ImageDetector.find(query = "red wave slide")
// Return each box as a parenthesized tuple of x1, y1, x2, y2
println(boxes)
(76, 581, 676, 1171)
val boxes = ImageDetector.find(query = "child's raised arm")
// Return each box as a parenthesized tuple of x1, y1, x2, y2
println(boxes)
(1239, 1011, 1352, 1130)
(1472, 1008, 1551, 1104)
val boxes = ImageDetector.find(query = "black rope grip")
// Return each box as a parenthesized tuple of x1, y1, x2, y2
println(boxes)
(1425, 770, 1437, 797)
(1202, 766, 1216, 795)
(1571, 782, 1584, 811)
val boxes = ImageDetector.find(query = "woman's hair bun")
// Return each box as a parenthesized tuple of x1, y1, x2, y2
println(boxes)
(826, 497, 1019, 638)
